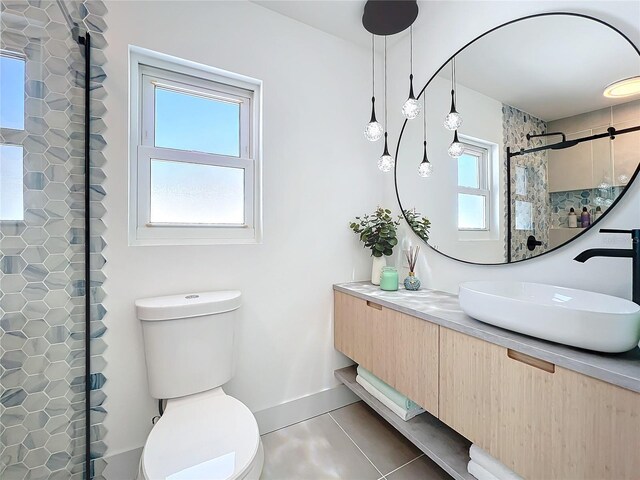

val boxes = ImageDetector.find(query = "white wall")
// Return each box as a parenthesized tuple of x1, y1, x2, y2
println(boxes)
(385, 0, 640, 297)
(396, 74, 505, 263)
(102, 1, 383, 457)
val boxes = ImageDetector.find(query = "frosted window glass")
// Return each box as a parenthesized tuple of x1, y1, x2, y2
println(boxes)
(458, 193, 485, 229)
(155, 87, 240, 157)
(0, 55, 25, 130)
(150, 159, 244, 224)
(0, 144, 24, 220)
(458, 153, 479, 188)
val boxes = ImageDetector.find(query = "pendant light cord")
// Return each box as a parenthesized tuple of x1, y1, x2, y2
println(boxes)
(452, 57, 457, 104)
(423, 92, 427, 142)
(371, 34, 375, 96)
(384, 35, 387, 129)
(410, 25, 413, 74)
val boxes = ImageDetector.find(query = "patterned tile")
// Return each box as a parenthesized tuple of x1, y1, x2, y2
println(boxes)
(1, 1, 108, 477)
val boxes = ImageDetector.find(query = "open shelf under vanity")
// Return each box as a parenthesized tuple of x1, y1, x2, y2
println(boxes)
(335, 366, 474, 480)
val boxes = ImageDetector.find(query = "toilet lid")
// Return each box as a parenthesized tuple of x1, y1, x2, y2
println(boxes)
(143, 394, 260, 480)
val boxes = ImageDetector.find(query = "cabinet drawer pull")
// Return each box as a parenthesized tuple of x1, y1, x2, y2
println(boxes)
(366, 301, 382, 310)
(507, 349, 555, 373)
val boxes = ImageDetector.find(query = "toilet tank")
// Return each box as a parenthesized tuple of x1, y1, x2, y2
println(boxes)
(135, 291, 241, 399)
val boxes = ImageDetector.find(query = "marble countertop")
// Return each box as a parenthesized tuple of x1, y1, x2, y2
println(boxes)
(334, 281, 640, 394)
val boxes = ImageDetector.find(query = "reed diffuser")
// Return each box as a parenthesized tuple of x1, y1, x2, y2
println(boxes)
(404, 246, 421, 291)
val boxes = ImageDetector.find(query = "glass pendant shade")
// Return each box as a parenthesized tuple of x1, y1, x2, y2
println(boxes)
(364, 96, 384, 141)
(418, 141, 433, 177)
(378, 133, 394, 172)
(402, 74, 421, 120)
(448, 130, 465, 158)
(444, 89, 462, 130)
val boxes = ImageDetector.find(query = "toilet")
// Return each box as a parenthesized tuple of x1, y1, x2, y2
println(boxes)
(135, 291, 264, 480)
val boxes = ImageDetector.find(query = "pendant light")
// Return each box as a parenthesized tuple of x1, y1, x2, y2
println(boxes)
(401, 26, 421, 120)
(418, 94, 432, 177)
(444, 57, 462, 130)
(448, 130, 465, 158)
(378, 37, 394, 172)
(364, 34, 384, 141)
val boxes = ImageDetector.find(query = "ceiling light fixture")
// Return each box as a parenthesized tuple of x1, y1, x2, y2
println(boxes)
(378, 37, 394, 173)
(448, 130, 465, 158)
(418, 93, 432, 177)
(603, 76, 640, 98)
(402, 26, 421, 120)
(444, 57, 462, 131)
(364, 34, 384, 141)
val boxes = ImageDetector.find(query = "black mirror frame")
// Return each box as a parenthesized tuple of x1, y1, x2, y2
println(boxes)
(394, 11, 640, 265)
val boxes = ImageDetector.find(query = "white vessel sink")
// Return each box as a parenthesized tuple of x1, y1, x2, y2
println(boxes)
(458, 281, 640, 353)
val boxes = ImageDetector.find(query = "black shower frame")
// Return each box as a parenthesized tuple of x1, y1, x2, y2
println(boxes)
(393, 12, 640, 266)
(77, 32, 92, 479)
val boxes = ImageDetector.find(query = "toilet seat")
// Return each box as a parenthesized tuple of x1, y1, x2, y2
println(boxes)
(141, 389, 261, 480)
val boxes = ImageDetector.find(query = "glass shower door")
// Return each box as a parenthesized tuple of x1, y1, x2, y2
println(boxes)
(0, 1, 105, 478)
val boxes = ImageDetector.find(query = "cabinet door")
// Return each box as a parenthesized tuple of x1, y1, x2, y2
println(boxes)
(440, 327, 640, 479)
(333, 292, 439, 416)
(334, 291, 381, 369)
(551, 366, 640, 479)
(386, 308, 439, 416)
(439, 327, 555, 479)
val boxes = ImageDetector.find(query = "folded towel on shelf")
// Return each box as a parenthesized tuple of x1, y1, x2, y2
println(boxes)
(355, 374, 424, 421)
(356, 366, 420, 410)
(468, 460, 499, 480)
(469, 445, 524, 480)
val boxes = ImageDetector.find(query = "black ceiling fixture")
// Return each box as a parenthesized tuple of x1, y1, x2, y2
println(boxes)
(362, 0, 419, 36)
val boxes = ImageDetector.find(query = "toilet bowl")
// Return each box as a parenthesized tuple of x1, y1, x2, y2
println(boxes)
(135, 291, 263, 480)
(137, 388, 264, 480)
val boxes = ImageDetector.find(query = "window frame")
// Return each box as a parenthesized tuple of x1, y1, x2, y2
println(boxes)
(0, 49, 26, 222)
(129, 47, 262, 246)
(457, 140, 491, 232)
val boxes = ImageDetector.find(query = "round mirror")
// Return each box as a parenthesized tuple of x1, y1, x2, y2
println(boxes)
(395, 13, 640, 264)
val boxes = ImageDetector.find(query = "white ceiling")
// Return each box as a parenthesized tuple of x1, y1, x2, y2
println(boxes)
(250, 0, 406, 48)
(251, 1, 640, 121)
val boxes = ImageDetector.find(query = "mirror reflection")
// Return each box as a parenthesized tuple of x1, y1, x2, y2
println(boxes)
(396, 14, 640, 264)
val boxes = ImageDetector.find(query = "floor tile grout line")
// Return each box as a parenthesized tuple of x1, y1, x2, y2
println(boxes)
(260, 410, 336, 436)
(383, 453, 425, 477)
(328, 411, 386, 479)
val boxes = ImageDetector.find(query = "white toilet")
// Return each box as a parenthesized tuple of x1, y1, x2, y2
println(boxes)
(135, 291, 264, 480)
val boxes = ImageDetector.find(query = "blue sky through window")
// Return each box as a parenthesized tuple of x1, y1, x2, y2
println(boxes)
(0, 55, 25, 130)
(155, 87, 240, 157)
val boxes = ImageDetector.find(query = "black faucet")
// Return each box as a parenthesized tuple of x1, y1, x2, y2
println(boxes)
(574, 229, 640, 305)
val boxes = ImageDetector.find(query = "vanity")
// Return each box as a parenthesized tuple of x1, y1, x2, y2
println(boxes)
(333, 282, 640, 480)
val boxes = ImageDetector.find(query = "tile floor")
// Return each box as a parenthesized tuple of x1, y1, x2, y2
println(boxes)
(260, 401, 451, 480)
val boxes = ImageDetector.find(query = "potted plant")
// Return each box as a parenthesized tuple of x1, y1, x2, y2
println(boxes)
(349, 208, 401, 285)
(403, 208, 431, 243)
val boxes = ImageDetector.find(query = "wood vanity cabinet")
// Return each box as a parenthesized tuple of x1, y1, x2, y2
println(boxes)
(334, 290, 640, 480)
(439, 327, 640, 480)
(333, 291, 439, 416)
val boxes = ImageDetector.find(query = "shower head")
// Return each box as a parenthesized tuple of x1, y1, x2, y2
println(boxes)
(550, 139, 580, 150)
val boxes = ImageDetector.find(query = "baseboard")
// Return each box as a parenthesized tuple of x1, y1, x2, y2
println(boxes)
(102, 385, 358, 479)
(103, 447, 143, 480)
(254, 383, 360, 435)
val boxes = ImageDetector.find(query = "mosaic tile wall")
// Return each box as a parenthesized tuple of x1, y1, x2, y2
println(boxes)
(0, 1, 107, 478)
(550, 186, 624, 228)
(502, 104, 550, 261)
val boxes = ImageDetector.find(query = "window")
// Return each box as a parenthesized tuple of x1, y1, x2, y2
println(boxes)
(1, 51, 25, 221)
(0, 52, 25, 130)
(129, 47, 262, 245)
(457, 141, 490, 231)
